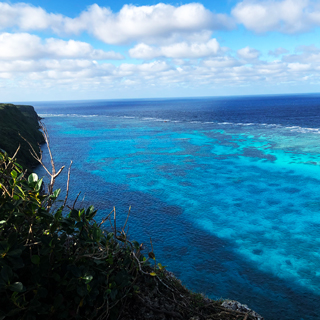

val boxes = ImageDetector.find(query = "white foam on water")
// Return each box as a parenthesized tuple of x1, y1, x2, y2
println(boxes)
(39, 113, 320, 138)
(39, 113, 101, 118)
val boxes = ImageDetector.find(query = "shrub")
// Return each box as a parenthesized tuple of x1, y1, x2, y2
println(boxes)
(0, 151, 150, 320)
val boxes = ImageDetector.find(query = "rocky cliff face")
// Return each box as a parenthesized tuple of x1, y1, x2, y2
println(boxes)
(0, 103, 44, 169)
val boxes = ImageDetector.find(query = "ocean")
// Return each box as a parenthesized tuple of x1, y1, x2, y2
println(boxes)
(28, 94, 320, 320)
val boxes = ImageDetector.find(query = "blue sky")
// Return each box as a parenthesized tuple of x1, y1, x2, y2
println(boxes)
(1, 0, 320, 101)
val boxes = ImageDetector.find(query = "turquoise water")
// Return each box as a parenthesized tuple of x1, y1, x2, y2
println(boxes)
(33, 96, 320, 319)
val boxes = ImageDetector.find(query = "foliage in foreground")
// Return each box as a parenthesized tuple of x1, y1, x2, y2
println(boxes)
(0, 151, 151, 320)
(0, 150, 264, 320)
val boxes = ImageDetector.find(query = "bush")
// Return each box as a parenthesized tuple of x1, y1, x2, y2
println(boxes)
(0, 151, 150, 320)
(0, 150, 264, 320)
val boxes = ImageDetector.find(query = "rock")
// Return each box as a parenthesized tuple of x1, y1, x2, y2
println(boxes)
(221, 300, 264, 320)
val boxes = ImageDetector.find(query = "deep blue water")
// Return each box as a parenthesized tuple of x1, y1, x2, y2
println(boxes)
(28, 94, 320, 320)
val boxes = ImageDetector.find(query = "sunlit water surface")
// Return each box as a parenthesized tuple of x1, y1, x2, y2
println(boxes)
(30, 95, 320, 320)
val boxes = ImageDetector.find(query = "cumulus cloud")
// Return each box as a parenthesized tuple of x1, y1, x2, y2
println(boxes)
(282, 45, 320, 64)
(0, 33, 123, 60)
(129, 39, 220, 59)
(74, 3, 234, 44)
(0, 2, 64, 31)
(268, 47, 289, 56)
(295, 44, 319, 53)
(237, 46, 261, 60)
(0, 2, 234, 44)
(232, 0, 320, 33)
(288, 62, 311, 71)
(202, 57, 240, 68)
(2, 45, 319, 93)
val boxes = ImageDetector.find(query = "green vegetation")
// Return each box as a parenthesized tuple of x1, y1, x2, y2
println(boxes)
(0, 104, 44, 170)
(0, 105, 263, 319)
(0, 150, 152, 319)
(0, 150, 263, 320)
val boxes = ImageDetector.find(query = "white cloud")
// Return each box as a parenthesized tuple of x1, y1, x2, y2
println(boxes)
(288, 62, 311, 71)
(129, 39, 220, 59)
(2, 48, 319, 93)
(64, 3, 233, 44)
(0, 2, 234, 44)
(237, 46, 261, 60)
(268, 47, 289, 56)
(295, 44, 319, 53)
(232, 0, 320, 33)
(202, 57, 240, 68)
(283, 45, 320, 64)
(0, 33, 123, 60)
(129, 43, 160, 60)
(0, 2, 63, 30)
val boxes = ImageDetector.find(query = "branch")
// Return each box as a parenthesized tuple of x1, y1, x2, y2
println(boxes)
(63, 160, 73, 208)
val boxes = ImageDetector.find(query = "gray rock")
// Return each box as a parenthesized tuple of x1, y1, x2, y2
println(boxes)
(221, 300, 264, 320)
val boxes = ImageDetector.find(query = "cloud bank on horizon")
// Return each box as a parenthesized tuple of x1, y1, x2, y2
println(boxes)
(1, 0, 320, 100)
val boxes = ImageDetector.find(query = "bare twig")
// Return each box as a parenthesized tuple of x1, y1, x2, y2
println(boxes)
(122, 205, 131, 234)
(11, 144, 20, 161)
(0, 183, 11, 197)
(132, 251, 149, 275)
(63, 160, 73, 208)
(113, 207, 117, 237)
(69, 192, 81, 210)
(98, 209, 114, 227)
(19, 123, 65, 202)
(4, 145, 20, 170)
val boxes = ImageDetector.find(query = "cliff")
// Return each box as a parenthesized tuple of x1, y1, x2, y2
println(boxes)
(0, 103, 44, 169)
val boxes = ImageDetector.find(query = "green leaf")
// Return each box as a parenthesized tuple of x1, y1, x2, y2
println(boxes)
(68, 265, 81, 278)
(28, 173, 38, 184)
(77, 285, 87, 297)
(83, 275, 93, 284)
(0, 278, 6, 290)
(16, 186, 25, 197)
(29, 298, 41, 309)
(9, 282, 23, 292)
(54, 209, 63, 221)
(103, 289, 111, 299)
(86, 206, 97, 220)
(31, 255, 40, 265)
(110, 289, 118, 301)
(149, 272, 157, 277)
(148, 252, 156, 260)
(14, 163, 23, 170)
(7, 249, 22, 258)
(0, 241, 8, 251)
(7, 256, 24, 269)
(11, 170, 17, 179)
(8, 233, 17, 247)
(35, 178, 43, 192)
(50, 189, 61, 199)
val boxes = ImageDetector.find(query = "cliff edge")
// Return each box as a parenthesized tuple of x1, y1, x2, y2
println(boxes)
(0, 103, 44, 169)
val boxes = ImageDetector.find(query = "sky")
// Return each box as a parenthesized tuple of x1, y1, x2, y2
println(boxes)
(1, 0, 320, 101)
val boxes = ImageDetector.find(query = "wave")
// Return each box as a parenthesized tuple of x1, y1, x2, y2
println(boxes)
(39, 114, 101, 118)
(39, 113, 320, 134)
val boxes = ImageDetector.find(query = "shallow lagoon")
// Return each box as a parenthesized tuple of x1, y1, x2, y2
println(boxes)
(33, 95, 320, 319)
